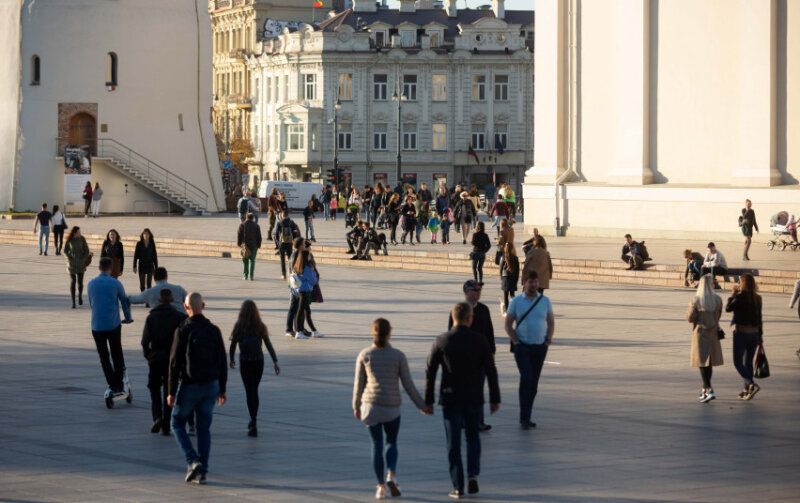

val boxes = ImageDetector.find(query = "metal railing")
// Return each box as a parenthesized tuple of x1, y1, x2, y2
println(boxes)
(56, 138, 208, 211)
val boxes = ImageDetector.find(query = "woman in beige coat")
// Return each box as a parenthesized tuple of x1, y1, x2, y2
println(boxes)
(521, 236, 552, 292)
(686, 274, 724, 403)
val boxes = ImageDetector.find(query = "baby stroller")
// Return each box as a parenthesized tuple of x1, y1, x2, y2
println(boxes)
(345, 204, 359, 228)
(767, 211, 798, 251)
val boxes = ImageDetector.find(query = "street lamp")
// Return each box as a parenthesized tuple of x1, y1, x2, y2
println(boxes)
(214, 91, 231, 191)
(392, 88, 407, 189)
(330, 98, 342, 189)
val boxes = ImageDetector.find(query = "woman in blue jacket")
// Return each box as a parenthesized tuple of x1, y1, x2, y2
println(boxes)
(291, 251, 322, 339)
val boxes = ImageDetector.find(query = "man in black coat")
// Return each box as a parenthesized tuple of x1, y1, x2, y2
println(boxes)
(425, 302, 500, 499)
(141, 289, 187, 435)
(274, 210, 300, 279)
(237, 213, 262, 281)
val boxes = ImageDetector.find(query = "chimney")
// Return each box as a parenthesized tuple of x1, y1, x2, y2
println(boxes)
(399, 0, 416, 13)
(353, 0, 377, 12)
(447, 0, 457, 17)
(492, 0, 504, 19)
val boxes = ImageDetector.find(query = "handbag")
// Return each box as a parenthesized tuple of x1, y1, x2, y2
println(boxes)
(311, 283, 323, 303)
(717, 327, 725, 340)
(494, 249, 503, 265)
(84, 252, 93, 267)
(754, 344, 770, 379)
(240, 225, 251, 259)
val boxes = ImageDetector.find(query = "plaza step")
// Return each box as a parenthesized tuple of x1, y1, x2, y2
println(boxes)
(2, 228, 797, 293)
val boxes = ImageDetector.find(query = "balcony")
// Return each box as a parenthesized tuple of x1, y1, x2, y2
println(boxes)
(228, 48, 247, 61)
(227, 94, 252, 109)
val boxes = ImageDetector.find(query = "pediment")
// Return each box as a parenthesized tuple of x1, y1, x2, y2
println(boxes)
(494, 112, 510, 122)
(277, 103, 310, 115)
(432, 112, 448, 122)
(402, 111, 419, 121)
(339, 111, 354, 121)
(396, 21, 421, 30)
(470, 112, 487, 123)
(373, 112, 389, 121)
(467, 17, 509, 29)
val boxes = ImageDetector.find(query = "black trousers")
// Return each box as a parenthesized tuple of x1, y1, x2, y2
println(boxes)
(70, 272, 84, 303)
(138, 270, 153, 292)
(53, 226, 65, 252)
(240, 359, 265, 422)
(295, 292, 316, 333)
(278, 243, 293, 276)
(147, 361, 170, 429)
(84, 198, 91, 215)
(92, 325, 125, 392)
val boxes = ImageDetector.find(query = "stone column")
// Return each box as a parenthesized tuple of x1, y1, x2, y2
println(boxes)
(732, 0, 781, 186)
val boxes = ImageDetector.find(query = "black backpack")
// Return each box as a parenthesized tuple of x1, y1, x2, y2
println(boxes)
(280, 221, 295, 244)
(238, 198, 249, 214)
(184, 320, 220, 382)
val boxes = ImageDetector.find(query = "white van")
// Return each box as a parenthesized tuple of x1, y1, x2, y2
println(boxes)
(258, 181, 323, 210)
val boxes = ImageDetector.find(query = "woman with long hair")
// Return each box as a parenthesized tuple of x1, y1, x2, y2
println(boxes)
(290, 251, 321, 339)
(399, 195, 416, 246)
(133, 228, 158, 292)
(497, 217, 515, 250)
(370, 184, 384, 227)
(470, 221, 491, 283)
(687, 275, 723, 403)
(387, 193, 402, 245)
(63, 226, 90, 308)
(353, 318, 426, 500)
(51, 204, 67, 255)
(100, 229, 124, 278)
(229, 300, 280, 437)
(499, 242, 520, 316)
(725, 273, 763, 400)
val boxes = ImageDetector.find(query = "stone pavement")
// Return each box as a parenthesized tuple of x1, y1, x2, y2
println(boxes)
(3, 212, 800, 272)
(0, 242, 799, 503)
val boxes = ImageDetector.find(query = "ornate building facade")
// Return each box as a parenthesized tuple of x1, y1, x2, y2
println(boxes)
(245, 0, 534, 191)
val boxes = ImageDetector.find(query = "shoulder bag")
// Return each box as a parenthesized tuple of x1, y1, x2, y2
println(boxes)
(240, 225, 251, 259)
(754, 343, 770, 379)
(509, 294, 544, 352)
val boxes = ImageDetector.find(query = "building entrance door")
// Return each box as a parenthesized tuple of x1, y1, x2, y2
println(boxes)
(69, 113, 97, 155)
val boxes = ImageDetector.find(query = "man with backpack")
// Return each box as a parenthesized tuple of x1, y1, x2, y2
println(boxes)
(237, 193, 250, 223)
(274, 210, 300, 280)
(237, 213, 262, 281)
(167, 292, 227, 484)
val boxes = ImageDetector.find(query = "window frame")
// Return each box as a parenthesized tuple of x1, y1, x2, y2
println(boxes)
(338, 73, 353, 101)
(471, 74, 486, 101)
(403, 74, 417, 101)
(106, 52, 118, 86)
(432, 123, 447, 151)
(373, 73, 388, 101)
(400, 30, 416, 48)
(494, 124, 508, 150)
(337, 123, 352, 150)
(432, 74, 446, 101)
(402, 123, 417, 151)
(31, 55, 41, 85)
(286, 124, 305, 151)
(303, 73, 317, 101)
(471, 125, 486, 151)
(494, 74, 509, 101)
(373, 123, 387, 151)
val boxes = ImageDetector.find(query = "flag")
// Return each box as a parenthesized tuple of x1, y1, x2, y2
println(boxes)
(467, 144, 480, 165)
(313, 0, 323, 7)
(495, 136, 505, 155)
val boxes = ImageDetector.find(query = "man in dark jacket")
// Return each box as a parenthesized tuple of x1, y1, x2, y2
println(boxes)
(621, 234, 645, 270)
(237, 213, 262, 281)
(274, 210, 300, 279)
(425, 302, 500, 499)
(167, 292, 227, 484)
(141, 289, 187, 435)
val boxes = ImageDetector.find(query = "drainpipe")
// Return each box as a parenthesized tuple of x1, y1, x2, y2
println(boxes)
(554, 0, 577, 237)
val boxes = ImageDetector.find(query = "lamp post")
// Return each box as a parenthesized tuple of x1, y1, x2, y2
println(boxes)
(214, 91, 231, 191)
(392, 88, 406, 188)
(331, 98, 342, 189)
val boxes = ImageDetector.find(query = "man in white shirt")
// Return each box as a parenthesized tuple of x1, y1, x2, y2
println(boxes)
(701, 242, 728, 288)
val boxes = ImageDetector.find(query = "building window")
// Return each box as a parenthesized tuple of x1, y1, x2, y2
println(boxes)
(403, 74, 417, 101)
(494, 124, 508, 150)
(471, 125, 485, 150)
(401, 30, 416, 47)
(374, 30, 387, 48)
(338, 73, 353, 101)
(31, 55, 40, 85)
(254, 78, 260, 103)
(266, 77, 271, 102)
(429, 31, 440, 48)
(494, 74, 508, 101)
(373, 74, 387, 101)
(373, 124, 387, 150)
(253, 124, 260, 149)
(106, 52, 118, 86)
(304, 74, 316, 100)
(337, 123, 352, 150)
(273, 76, 279, 102)
(402, 123, 417, 151)
(471, 75, 486, 101)
(287, 124, 305, 151)
(266, 125, 271, 151)
(432, 74, 446, 101)
(283, 74, 289, 101)
(311, 123, 318, 151)
(432, 123, 447, 151)
(274, 126, 279, 151)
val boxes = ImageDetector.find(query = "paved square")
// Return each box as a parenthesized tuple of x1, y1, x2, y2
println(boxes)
(0, 242, 798, 502)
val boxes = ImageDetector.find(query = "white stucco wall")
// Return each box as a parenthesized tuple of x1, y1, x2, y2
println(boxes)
(0, 0, 23, 211)
(10, 0, 224, 212)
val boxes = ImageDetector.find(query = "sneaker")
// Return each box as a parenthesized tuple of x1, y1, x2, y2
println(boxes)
(185, 461, 203, 483)
(350, 255, 360, 260)
(247, 425, 258, 437)
(285, 331, 294, 338)
(700, 390, 715, 403)
(738, 389, 749, 400)
(698, 389, 707, 401)
(468, 477, 479, 495)
(295, 332, 310, 339)
(386, 474, 401, 497)
(375, 485, 387, 500)
(197, 473, 207, 485)
(151, 419, 162, 433)
(448, 489, 464, 499)
(744, 383, 760, 400)
(479, 422, 492, 432)
(78, 296, 83, 305)
(243, 275, 249, 280)
(520, 420, 537, 430)
(311, 331, 325, 338)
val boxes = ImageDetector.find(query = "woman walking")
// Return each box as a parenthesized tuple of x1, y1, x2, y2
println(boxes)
(353, 318, 427, 500)
(454, 191, 476, 245)
(497, 217, 515, 250)
(499, 242, 519, 316)
(291, 250, 321, 339)
(740, 199, 759, 261)
(470, 222, 492, 283)
(686, 275, 723, 403)
(399, 196, 416, 246)
(63, 226, 90, 308)
(100, 229, 124, 278)
(387, 193, 401, 245)
(51, 205, 67, 256)
(521, 236, 552, 294)
(133, 228, 158, 292)
(91, 182, 103, 217)
(229, 300, 280, 437)
(726, 273, 763, 400)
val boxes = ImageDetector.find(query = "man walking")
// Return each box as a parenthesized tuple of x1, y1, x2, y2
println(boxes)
(87, 257, 133, 395)
(237, 213, 262, 281)
(425, 302, 500, 499)
(504, 270, 554, 430)
(167, 292, 227, 484)
(33, 203, 53, 255)
(274, 210, 300, 279)
(266, 188, 280, 240)
(128, 267, 189, 313)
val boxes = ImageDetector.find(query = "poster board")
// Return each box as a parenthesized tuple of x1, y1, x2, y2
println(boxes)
(64, 145, 92, 208)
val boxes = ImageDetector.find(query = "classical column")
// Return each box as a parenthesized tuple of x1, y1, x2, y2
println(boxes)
(731, 0, 780, 186)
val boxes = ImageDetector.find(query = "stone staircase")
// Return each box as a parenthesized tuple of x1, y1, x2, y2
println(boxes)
(3, 229, 798, 294)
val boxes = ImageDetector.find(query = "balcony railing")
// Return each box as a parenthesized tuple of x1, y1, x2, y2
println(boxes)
(228, 48, 247, 60)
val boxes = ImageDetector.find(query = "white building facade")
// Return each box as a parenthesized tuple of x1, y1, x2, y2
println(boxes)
(246, 0, 533, 192)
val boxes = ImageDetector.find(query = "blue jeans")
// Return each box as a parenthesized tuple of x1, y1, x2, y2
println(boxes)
(733, 331, 760, 387)
(323, 204, 330, 220)
(513, 342, 548, 423)
(442, 405, 481, 492)
(305, 219, 315, 239)
(38, 225, 50, 253)
(441, 221, 451, 243)
(367, 415, 401, 484)
(171, 380, 219, 473)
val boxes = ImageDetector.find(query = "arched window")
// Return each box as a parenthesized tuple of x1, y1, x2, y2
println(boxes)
(105, 52, 118, 86)
(31, 55, 40, 85)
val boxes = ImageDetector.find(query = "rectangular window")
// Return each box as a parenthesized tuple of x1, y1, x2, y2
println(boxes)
(373, 74, 387, 101)
(373, 124, 387, 150)
(266, 125, 271, 151)
(283, 74, 289, 101)
(471, 125, 485, 150)
(472, 75, 486, 101)
(338, 73, 353, 101)
(402, 123, 417, 151)
(432, 123, 447, 151)
(494, 74, 508, 101)
(274, 76, 280, 102)
(266, 77, 271, 102)
(303, 74, 316, 100)
(274, 126, 279, 151)
(287, 124, 304, 151)
(337, 123, 352, 150)
(403, 74, 417, 101)
(432, 74, 446, 101)
(253, 124, 260, 149)
(429, 31, 439, 48)
(375, 31, 386, 48)
(401, 30, 415, 47)
(311, 123, 318, 151)
(494, 124, 508, 150)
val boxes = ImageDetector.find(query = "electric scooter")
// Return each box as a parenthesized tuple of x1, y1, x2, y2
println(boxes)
(105, 368, 133, 409)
